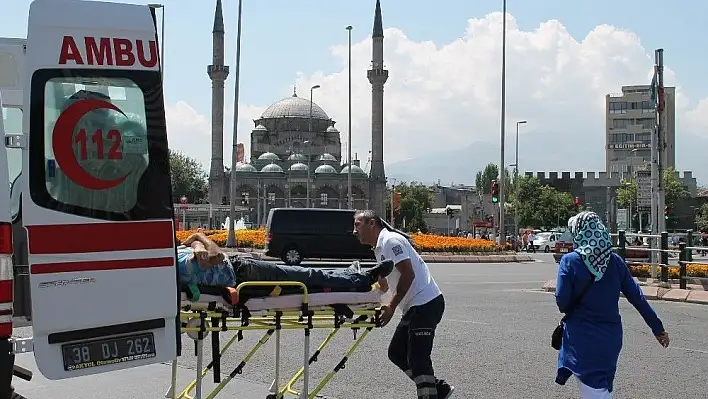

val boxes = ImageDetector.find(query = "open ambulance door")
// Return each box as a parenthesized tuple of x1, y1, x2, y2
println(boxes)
(21, 0, 179, 380)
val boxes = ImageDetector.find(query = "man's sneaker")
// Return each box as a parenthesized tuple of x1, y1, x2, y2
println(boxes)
(437, 380, 455, 399)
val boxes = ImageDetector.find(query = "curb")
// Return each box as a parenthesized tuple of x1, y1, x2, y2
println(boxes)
(541, 279, 708, 305)
(224, 250, 534, 264)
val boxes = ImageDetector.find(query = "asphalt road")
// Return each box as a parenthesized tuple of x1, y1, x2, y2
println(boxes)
(12, 254, 708, 398)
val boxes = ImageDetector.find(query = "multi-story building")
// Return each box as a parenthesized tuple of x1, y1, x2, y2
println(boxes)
(605, 85, 676, 176)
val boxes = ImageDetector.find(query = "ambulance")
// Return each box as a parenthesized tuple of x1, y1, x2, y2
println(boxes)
(1, 0, 179, 395)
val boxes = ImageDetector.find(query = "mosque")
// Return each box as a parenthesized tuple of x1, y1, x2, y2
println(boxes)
(206, 0, 389, 225)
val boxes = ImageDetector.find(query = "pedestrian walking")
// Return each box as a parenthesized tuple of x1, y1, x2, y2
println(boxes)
(353, 210, 454, 399)
(553, 211, 669, 398)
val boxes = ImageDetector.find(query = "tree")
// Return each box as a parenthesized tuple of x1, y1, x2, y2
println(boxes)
(170, 150, 208, 203)
(695, 203, 708, 233)
(513, 175, 579, 229)
(386, 181, 434, 233)
(615, 167, 689, 209)
(475, 163, 512, 196)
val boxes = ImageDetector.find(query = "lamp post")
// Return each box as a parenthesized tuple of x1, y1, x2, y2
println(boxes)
(514, 119, 526, 237)
(307, 84, 320, 208)
(498, 0, 508, 242)
(346, 25, 353, 209)
(147, 4, 165, 78)
(226, 0, 243, 248)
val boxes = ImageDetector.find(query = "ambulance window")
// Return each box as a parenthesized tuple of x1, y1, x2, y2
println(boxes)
(2, 106, 22, 187)
(42, 77, 150, 215)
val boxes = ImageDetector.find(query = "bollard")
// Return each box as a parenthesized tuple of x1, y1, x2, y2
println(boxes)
(678, 242, 687, 290)
(686, 229, 694, 262)
(617, 230, 626, 260)
(660, 232, 669, 283)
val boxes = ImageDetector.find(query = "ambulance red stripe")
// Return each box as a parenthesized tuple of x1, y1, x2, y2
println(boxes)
(30, 256, 174, 275)
(27, 220, 176, 254)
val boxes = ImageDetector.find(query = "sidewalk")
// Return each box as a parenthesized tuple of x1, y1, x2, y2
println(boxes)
(541, 278, 708, 305)
(224, 248, 534, 264)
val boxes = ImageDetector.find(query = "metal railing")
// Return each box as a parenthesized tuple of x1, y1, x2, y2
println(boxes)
(612, 229, 708, 289)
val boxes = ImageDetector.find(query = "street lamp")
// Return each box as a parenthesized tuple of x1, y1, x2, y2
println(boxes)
(498, 0, 508, 241)
(226, 0, 243, 248)
(346, 25, 353, 209)
(304, 140, 313, 207)
(514, 120, 527, 237)
(307, 85, 320, 208)
(147, 4, 165, 78)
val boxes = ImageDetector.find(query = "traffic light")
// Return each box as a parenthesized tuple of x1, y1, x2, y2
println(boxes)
(491, 180, 499, 203)
(664, 206, 669, 220)
(574, 197, 580, 210)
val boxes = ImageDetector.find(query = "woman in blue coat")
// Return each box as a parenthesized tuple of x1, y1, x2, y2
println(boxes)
(554, 211, 670, 398)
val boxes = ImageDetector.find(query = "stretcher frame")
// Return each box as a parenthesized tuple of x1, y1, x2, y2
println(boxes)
(165, 281, 383, 399)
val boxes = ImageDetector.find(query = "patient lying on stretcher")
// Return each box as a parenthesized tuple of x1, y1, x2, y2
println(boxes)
(178, 232, 393, 296)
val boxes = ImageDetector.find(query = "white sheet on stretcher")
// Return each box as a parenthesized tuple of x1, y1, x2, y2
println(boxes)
(180, 289, 383, 312)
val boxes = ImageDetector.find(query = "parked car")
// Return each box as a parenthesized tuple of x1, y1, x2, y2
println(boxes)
(531, 231, 563, 253)
(553, 231, 574, 263)
(264, 208, 376, 265)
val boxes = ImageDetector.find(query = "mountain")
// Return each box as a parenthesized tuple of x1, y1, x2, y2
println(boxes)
(386, 135, 708, 187)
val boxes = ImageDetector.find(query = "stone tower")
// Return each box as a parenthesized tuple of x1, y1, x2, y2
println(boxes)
(207, 0, 230, 205)
(367, 0, 388, 217)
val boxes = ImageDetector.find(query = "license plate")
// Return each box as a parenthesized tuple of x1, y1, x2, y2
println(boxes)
(61, 333, 156, 371)
(559, 248, 568, 253)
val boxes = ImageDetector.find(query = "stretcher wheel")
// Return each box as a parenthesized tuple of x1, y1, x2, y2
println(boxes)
(265, 395, 277, 399)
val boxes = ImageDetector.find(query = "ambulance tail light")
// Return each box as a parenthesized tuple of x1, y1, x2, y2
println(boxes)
(0, 222, 13, 338)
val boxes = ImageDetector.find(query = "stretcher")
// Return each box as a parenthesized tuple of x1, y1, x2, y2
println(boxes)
(166, 280, 384, 399)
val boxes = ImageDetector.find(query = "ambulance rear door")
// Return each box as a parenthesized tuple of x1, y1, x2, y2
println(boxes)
(22, 0, 179, 380)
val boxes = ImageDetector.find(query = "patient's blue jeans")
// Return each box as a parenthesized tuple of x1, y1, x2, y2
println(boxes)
(233, 258, 372, 292)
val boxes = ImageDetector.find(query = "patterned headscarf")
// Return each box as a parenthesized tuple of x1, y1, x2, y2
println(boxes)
(567, 211, 613, 281)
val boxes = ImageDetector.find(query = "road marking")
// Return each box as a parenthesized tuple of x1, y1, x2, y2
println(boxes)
(670, 346, 708, 355)
(444, 318, 492, 325)
(442, 281, 544, 285)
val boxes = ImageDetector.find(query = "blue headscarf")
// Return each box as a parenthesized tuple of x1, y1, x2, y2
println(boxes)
(567, 211, 613, 281)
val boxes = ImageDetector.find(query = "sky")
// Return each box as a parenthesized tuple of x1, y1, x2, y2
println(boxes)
(2, 0, 708, 185)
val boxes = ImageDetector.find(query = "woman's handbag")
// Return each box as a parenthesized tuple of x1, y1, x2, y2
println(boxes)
(551, 275, 595, 350)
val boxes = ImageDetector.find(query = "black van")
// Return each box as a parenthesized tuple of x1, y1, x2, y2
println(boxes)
(264, 208, 375, 265)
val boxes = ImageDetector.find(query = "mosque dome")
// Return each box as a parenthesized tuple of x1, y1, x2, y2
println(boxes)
(234, 163, 257, 172)
(289, 162, 309, 172)
(259, 92, 330, 120)
(254, 124, 268, 131)
(326, 126, 339, 133)
(260, 163, 284, 173)
(287, 153, 307, 162)
(257, 152, 280, 162)
(314, 164, 338, 174)
(340, 165, 367, 175)
(317, 153, 337, 162)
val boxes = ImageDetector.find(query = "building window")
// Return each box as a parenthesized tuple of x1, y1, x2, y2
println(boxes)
(609, 102, 627, 114)
(637, 118, 655, 130)
(241, 192, 249, 204)
(612, 119, 629, 129)
(320, 193, 328, 205)
(268, 192, 276, 204)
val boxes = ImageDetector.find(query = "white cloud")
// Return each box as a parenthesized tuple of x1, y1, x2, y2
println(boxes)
(165, 12, 708, 180)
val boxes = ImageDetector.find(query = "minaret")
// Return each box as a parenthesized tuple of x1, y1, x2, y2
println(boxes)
(207, 0, 230, 205)
(367, 0, 388, 217)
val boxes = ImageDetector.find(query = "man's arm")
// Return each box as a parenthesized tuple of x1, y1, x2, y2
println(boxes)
(182, 232, 222, 258)
(384, 237, 415, 310)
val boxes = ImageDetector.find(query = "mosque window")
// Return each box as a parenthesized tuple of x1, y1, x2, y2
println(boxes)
(320, 193, 328, 205)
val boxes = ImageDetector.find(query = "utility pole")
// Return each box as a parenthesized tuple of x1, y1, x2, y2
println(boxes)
(656, 49, 666, 234)
(498, 0, 508, 243)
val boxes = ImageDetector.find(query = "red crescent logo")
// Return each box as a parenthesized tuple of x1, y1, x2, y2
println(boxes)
(52, 99, 130, 190)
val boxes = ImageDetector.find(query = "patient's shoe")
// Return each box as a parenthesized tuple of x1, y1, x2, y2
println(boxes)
(365, 259, 394, 281)
(436, 379, 455, 399)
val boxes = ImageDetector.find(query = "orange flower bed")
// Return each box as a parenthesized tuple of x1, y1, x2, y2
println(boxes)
(630, 263, 708, 278)
(177, 229, 266, 248)
(409, 233, 498, 253)
(176, 229, 500, 253)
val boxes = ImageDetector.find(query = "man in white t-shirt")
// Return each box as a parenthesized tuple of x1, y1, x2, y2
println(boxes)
(353, 210, 454, 399)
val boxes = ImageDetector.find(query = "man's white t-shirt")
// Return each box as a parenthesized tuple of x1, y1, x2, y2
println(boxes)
(374, 228, 441, 315)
